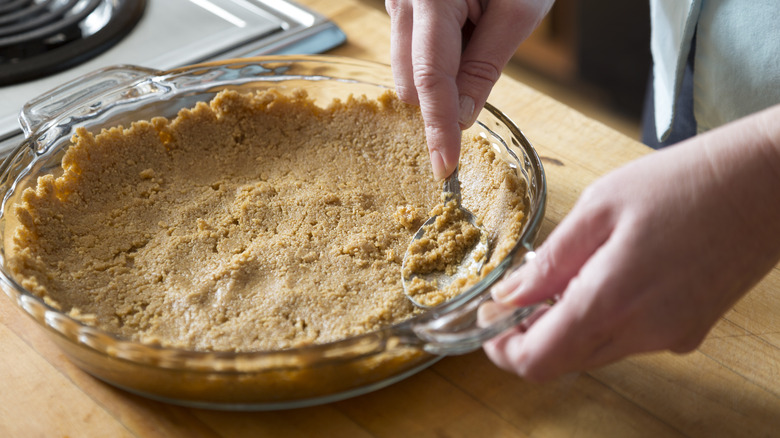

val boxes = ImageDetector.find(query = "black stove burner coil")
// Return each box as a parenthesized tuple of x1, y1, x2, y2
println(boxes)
(0, 0, 146, 86)
(0, 0, 36, 16)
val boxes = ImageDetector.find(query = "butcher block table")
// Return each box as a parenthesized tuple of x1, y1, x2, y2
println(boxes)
(1, 1, 778, 436)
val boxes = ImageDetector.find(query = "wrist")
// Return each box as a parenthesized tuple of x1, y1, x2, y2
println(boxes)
(752, 104, 780, 186)
(697, 103, 780, 259)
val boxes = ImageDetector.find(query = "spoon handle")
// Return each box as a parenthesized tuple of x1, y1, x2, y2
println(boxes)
(443, 166, 461, 200)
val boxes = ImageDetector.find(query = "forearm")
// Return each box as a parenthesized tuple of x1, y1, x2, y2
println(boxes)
(695, 103, 780, 259)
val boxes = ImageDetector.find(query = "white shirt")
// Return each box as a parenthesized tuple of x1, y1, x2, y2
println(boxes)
(649, 0, 780, 141)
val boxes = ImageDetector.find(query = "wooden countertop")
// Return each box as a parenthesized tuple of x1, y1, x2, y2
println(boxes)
(1, 1, 778, 436)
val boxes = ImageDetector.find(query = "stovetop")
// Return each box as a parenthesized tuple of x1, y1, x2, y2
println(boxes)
(0, 0, 146, 85)
(0, 0, 345, 155)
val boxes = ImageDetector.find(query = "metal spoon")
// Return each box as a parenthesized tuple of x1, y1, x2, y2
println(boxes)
(401, 167, 490, 308)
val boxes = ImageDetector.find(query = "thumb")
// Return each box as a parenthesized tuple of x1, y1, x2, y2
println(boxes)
(456, 0, 554, 127)
(492, 201, 614, 307)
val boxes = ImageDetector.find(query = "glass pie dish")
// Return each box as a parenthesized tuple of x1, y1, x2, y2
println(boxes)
(0, 55, 546, 410)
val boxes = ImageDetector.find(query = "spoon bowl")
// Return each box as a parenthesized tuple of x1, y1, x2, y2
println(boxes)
(401, 168, 490, 308)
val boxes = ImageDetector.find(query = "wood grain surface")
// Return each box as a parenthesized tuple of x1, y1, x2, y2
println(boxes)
(1, 1, 778, 436)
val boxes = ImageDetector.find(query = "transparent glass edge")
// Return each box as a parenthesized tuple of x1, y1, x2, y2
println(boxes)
(408, 251, 539, 355)
(19, 65, 160, 137)
(0, 55, 546, 370)
(1, 56, 403, 372)
(404, 101, 548, 355)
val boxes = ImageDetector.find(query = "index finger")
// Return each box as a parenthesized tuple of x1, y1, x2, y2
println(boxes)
(411, 1, 467, 180)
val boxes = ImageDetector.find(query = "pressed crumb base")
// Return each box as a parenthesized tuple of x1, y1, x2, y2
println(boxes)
(8, 89, 527, 352)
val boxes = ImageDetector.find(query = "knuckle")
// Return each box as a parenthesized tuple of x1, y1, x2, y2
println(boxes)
(640, 314, 708, 354)
(459, 59, 502, 88)
(385, 0, 402, 15)
(534, 247, 559, 282)
(575, 184, 617, 229)
(394, 83, 417, 104)
(670, 331, 706, 353)
(412, 62, 451, 92)
(669, 340, 698, 354)
(518, 362, 552, 383)
(505, 0, 554, 25)
(578, 183, 603, 206)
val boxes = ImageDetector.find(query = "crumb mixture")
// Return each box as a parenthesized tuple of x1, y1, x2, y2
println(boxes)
(8, 89, 527, 352)
(402, 196, 487, 307)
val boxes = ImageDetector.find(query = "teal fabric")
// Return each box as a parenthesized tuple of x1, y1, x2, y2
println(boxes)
(694, 0, 780, 133)
(650, 0, 780, 141)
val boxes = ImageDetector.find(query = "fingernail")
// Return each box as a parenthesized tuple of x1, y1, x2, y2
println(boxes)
(477, 301, 503, 327)
(492, 264, 529, 303)
(458, 95, 475, 128)
(430, 150, 447, 180)
(492, 279, 517, 303)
